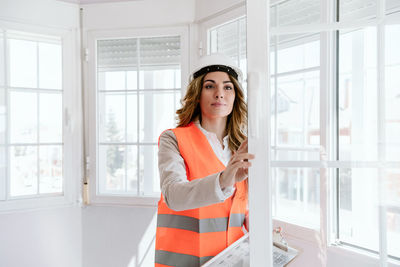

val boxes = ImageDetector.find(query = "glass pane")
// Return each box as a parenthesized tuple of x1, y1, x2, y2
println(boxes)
(385, 25, 400, 161)
(383, 169, 400, 258)
(139, 145, 159, 196)
(277, 34, 320, 73)
(271, 79, 276, 148)
(176, 70, 181, 89)
(0, 65, 4, 199)
(10, 145, 37, 197)
(239, 18, 246, 61)
(239, 18, 247, 86)
(211, 21, 239, 63)
(10, 91, 37, 143)
(385, 25, 400, 66)
(383, 169, 400, 206)
(270, 0, 321, 27)
(270, 50, 276, 76)
(175, 90, 182, 113)
(98, 71, 126, 91)
(39, 145, 62, 194)
(39, 93, 62, 143)
(38, 42, 62, 89)
(387, 211, 400, 259)
(0, 31, 4, 86)
(339, 27, 377, 161)
(140, 91, 176, 143)
(98, 144, 126, 194)
(275, 150, 321, 161)
(339, 0, 377, 22)
(127, 93, 138, 143)
(126, 71, 138, 90)
(276, 71, 320, 148)
(209, 29, 218, 54)
(98, 92, 126, 143)
(339, 168, 379, 252)
(127, 145, 138, 194)
(139, 68, 180, 90)
(0, 146, 5, 200)
(342, 169, 400, 256)
(272, 167, 320, 228)
(0, 87, 5, 144)
(9, 39, 37, 88)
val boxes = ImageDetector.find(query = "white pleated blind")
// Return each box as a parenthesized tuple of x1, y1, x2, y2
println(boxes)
(140, 36, 180, 66)
(97, 36, 180, 70)
(97, 38, 137, 69)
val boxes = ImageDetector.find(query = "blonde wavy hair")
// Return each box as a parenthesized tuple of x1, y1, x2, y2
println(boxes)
(176, 73, 247, 153)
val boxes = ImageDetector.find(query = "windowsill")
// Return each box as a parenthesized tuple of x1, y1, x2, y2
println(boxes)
(328, 243, 400, 267)
(0, 195, 79, 215)
(89, 195, 159, 207)
(272, 218, 400, 266)
(273, 218, 320, 244)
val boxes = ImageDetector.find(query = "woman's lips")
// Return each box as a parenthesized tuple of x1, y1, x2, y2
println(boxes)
(211, 102, 225, 107)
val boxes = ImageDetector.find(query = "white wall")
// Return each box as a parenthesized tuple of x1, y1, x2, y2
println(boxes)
(0, 207, 82, 267)
(82, 206, 157, 267)
(195, 0, 245, 22)
(81, 0, 195, 30)
(0, 0, 79, 29)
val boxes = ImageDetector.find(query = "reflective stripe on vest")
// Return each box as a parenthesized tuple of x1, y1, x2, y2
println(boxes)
(155, 250, 213, 267)
(155, 123, 247, 267)
(157, 213, 245, 233)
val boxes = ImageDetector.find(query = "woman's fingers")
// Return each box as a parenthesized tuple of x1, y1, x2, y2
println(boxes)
(221, 156, 252, 187)
(237, 138, 248, 153)
(233, 162, 252, 181)
(229, 153, 255, 165)
(232, 160, 252, 170)
(236, 167, 249, 180)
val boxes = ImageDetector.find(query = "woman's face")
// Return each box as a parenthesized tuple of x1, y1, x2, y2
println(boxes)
(199, 71, 235, 120)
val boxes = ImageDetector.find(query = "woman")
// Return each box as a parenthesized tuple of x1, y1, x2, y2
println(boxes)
(155, 54, 254, 267)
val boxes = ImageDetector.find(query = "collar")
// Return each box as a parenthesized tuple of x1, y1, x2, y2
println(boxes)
(193, 119, 229, 143)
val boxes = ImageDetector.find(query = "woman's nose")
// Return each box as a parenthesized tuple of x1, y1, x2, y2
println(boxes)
(215, 87, 224, 99)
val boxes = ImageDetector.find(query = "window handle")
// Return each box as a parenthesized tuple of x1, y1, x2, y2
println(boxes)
(64, 108, 71, 132)
(248, 72, 260, 139)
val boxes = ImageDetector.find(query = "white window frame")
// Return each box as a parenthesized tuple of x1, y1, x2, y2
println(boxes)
(196, 4, 246, 58)
(0, 20, 81, 213)
(86, 26, 189, 207)
(198, 3, 272, 264)
(247, 0, 400, 266)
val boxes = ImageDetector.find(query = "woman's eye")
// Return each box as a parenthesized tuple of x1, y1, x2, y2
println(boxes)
(225, 86, 233, 90)
(205, 84, 214, 89)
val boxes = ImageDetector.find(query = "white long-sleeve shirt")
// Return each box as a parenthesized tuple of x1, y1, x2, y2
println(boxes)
(158, 121, 235, 211)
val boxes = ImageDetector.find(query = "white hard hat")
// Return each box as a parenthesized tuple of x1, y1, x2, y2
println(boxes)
(189, 53, 243, 83)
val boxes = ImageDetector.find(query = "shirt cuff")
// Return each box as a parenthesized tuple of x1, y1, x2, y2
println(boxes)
(215, 171, 235, 200)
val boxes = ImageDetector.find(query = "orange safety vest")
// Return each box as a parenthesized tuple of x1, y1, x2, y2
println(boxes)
(155, 122, 248, 267)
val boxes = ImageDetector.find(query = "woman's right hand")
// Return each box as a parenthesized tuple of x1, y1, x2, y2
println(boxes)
(219, 138, 255, 189)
